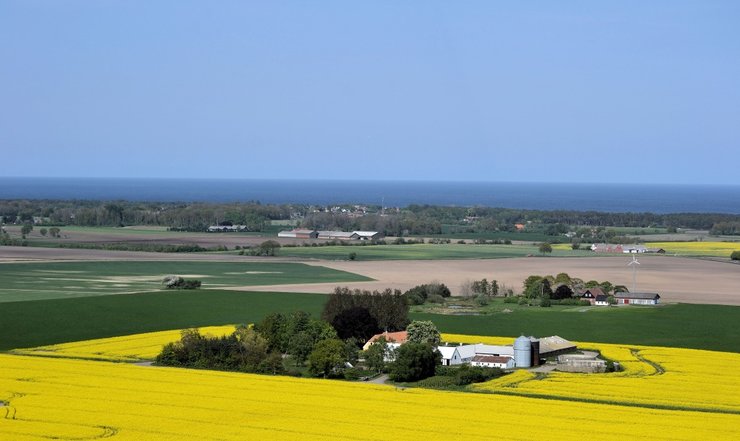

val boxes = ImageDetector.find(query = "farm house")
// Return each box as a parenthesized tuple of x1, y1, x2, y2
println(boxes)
(362, 331, 407, 351)
(615, 292, 661, 305)
(575, 287, 606, 305)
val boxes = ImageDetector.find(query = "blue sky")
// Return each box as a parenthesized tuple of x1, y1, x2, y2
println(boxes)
(1, 1, 739, 184)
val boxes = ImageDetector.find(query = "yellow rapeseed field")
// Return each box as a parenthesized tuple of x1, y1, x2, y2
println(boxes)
(472, 339, 740, 412)
(2, 353, 740, 440)
(2, 330, 740, 440)
(646, 241, 740, 256)
(12, 325, 235, 361)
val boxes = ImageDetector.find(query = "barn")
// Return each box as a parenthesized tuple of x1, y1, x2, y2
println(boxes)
(277, 229, 319, 239)
(615, 292, 661, 305)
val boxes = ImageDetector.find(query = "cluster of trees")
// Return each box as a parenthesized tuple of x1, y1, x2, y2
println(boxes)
(156, 327, 284, 373)
(0, 200, 293, 231)
(403, 283, 451, 305)
(157, 312, 346, 377)
(322, 287, 410, 341)
(516, 273, 624, 307)
(710, 222, 740, 236)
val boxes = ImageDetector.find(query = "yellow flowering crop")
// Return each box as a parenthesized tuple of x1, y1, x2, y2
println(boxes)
(2, 353, 740, 440)
(473, 339, 740, 412)
(646, 241, 740, 256)
(12, 325, 235, 361)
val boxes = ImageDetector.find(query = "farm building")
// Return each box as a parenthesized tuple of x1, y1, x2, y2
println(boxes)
(575, 287, 606, 305)
(277, 229, 319, 239)
(362, 331, 407, 351)
(438, 345, 477, 366)
(594, 295, 610, 306)
(556, 354, 607, 373)
(591, 243, 624, 253)
(471, 355, 515, 369)
(317, 231, 359, 241)
(615, 292, 660, 305)
(353, 231, 383, 240)
(535, 336, 577, 358)
(622, 244, 648, 253)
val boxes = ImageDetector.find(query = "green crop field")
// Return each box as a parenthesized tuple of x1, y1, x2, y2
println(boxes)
(0, 290, 327, 350)
(277, 243, 596, 260)
(2, 289, 738, 352)
(0, 261, 371, 302)
(415, 303, 740, 352)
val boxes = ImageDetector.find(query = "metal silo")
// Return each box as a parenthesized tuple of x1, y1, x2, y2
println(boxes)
(514, 335, 532, 368)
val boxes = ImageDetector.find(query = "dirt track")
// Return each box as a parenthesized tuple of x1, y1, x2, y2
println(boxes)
(1, 247, 738, 306)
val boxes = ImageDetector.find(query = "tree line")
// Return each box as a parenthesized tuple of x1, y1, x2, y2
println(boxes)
(2, 199, 738, 235)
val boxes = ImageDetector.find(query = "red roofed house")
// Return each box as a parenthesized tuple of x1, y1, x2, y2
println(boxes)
(362, 331, 408, 351)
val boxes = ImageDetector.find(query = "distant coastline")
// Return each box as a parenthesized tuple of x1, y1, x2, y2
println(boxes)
(0, 177, 738, 214)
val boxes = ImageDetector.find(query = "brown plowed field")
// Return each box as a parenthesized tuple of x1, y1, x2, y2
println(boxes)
(1, 247, 738, 305)
(245, 256, 740, 306)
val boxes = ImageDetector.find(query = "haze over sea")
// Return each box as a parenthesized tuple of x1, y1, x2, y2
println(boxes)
(0, 178, 738, 214)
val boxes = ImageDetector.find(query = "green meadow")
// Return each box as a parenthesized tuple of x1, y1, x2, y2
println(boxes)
(0, 261, 371, 302)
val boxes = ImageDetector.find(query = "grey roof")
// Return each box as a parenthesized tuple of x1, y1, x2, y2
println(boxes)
(615, 292, 660, 299)
(533, 336, 576, 354)
(472, 355, 513, 364)
(595, 295, 609, 302)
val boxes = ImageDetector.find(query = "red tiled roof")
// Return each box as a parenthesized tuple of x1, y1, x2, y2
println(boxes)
(366, 331, 408, 345)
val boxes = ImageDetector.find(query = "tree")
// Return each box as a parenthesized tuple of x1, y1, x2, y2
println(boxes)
(364, 336, 391, 372)
(234, 326, 269, 368)
(39, 228, 48, 236)
(323, 287, 409, 333)
(21, 223, 33, 236)
(308, 339, 346, 378)
(287, 331, 314, 366)
(49, 227, 61, 238)
(539, 242, 553, 254)
(330, 306, 379, 341)
(257, 240, 281, 256)
(490, 279, 499, 297)
(406, 320, 441, 345)
(389, 343, 441, 382)
(254, 312, 288, 352)
(552, 284, 574, 300)
(731, 251, 740, 261)
(524, 277, 552, 299)
(348, 252, 357, 261)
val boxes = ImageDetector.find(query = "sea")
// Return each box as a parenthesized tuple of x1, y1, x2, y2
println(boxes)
(0, 177, 738, 214)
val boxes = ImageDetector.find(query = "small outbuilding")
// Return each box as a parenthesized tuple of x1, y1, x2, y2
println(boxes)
(471, 355, 515, 369)
(594, 295, 610, 306)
